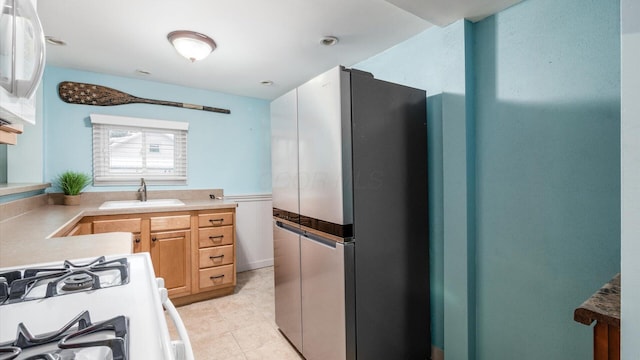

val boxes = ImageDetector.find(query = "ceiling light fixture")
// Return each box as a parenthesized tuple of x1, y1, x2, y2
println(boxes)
(320, 36, 339, 46)
(167, 30, 217, 62)
(260, 80, 274, 86)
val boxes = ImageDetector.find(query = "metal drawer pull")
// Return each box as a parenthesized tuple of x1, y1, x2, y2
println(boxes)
(208, 235, 224, 240)
(209, 274, 225, 280)
(209, 255, 225, 260)
(209, 218, 224, 224)
(152, 236, 157, 242)
(134, 237, 141, 243)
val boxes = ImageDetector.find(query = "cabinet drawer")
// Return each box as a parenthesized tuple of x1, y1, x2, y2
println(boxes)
(93, 218, 141, 233)
(198, 226, 234, 248)
(198, 212, 234, 227)
(199, 264, 234, 290)
(150, 215, 191, 232)
(199, 245, 234, 269)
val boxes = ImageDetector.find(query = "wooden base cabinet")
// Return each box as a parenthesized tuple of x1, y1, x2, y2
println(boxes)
(150, 229, 191, 297)
(196, 210, 236, 295)
(70, 207, 236, 304)
(149, 215, 192, 298)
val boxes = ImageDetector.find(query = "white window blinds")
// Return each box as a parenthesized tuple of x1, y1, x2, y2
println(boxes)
(90, 114, 188, 185)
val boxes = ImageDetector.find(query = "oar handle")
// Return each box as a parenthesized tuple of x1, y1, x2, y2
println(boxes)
(134, 97, 230, 114)
(181, 102, 231, 114)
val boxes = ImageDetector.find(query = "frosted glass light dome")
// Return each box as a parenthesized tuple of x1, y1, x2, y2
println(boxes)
(167, 31, 217, 62)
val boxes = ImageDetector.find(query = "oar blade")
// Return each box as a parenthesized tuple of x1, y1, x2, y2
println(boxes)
(58, 82, 136, 106)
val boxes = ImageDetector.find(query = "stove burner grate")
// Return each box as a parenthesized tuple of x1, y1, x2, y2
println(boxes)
(0, 256, 130, 305)
(0, 310, 129, 360)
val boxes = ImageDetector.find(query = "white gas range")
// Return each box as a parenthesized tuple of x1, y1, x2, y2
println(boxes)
(0, 253, 193, 360)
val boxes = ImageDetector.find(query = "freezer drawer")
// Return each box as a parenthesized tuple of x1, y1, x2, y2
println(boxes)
(301, 233, 355, 360)
(273, 220, 303, 352)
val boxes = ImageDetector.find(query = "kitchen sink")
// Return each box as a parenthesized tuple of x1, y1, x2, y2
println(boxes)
(98, 199, 185, 210)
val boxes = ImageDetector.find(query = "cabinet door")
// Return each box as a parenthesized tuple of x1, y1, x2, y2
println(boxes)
(132, 233, 143, 254)
(151, 230, 191, 297)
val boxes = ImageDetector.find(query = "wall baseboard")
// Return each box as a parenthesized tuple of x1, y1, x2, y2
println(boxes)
(237, 258, 274, 272)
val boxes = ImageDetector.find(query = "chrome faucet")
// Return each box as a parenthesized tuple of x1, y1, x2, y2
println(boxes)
(138, 178, 147, 202)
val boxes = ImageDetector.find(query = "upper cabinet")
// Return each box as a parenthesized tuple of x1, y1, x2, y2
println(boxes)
(0, 0, 45, 125)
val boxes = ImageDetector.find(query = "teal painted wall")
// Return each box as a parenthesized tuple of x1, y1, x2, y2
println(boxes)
(355, 0, 620, 358)
(42, 67, 271, 195)
(474, 0, 620, 359)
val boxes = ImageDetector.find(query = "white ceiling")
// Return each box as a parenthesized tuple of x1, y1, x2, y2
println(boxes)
(38, 0, 520, 101)
(385, 0, 521, 26)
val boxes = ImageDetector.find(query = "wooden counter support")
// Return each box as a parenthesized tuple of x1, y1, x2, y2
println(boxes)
(574, 274, 621, 360)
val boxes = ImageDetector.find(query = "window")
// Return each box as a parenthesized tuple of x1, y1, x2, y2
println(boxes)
(91, 114, 188, 185)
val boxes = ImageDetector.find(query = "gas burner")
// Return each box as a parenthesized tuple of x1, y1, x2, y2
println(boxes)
(0, 257, 130, 305)
(0, 310, 129, 360)
(61, 273, 94, 291)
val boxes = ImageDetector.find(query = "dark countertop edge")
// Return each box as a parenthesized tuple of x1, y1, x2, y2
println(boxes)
(574, 273, 621, 328)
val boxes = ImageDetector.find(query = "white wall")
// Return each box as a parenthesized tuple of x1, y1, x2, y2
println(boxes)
(227, 195, 274, 272)
(621, 0, 640, 357)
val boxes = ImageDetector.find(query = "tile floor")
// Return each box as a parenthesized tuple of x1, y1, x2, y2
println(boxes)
(168, 266, 304, 360)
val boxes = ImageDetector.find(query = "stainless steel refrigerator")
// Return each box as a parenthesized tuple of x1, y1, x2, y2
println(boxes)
(271, 66, 429, 360)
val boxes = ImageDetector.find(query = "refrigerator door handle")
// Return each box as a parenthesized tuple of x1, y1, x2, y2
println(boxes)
(302, 231, 338, 249)
(275, 220, 302, 234)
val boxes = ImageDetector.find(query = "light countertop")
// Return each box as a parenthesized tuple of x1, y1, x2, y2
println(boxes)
(0, 198, 237, 268)
(0, 232, 134, 268)
(0, 183, 51, 197)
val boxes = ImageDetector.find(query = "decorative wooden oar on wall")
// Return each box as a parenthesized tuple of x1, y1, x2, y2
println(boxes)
(58, 81, 230, 114)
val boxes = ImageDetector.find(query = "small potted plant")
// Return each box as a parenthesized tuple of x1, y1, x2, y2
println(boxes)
(54, 171, 92, 205)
